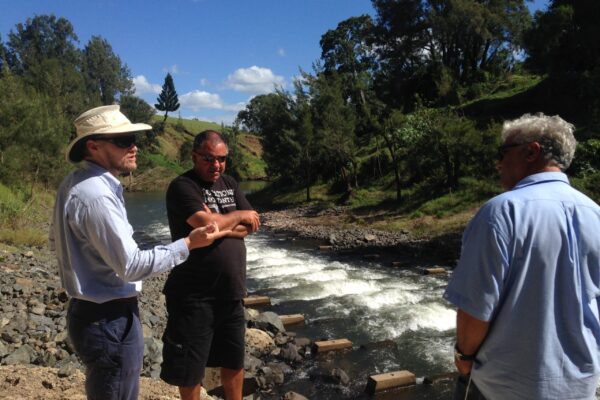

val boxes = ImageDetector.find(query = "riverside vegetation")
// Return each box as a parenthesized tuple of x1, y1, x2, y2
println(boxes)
(2, 2, 600, 397)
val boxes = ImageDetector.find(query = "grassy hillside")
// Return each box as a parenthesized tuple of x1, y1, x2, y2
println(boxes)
(131, 116, 267, 192)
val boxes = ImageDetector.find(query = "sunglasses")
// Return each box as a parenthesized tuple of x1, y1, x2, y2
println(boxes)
(195, 153, 227, 163)
(496, 142, 526, 161)
(92, 135, 137, 149)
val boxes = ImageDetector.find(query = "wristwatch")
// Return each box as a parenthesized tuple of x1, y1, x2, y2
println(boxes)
(454, 343, 475, 361)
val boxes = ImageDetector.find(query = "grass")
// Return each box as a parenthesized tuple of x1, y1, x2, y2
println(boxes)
(235, 134, 267, 180)
(0, 183, 53, 247)
(248, 176, 502, 239)
(152, 115, 222, 133)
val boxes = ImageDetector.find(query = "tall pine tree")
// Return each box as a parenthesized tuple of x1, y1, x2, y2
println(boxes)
(155, 72, 180, 123)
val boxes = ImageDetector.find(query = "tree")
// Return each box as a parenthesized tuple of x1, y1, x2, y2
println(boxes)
(236, 91, 295, 180)
(83, 36, 133, 105)
(308, 71, 358, 195)
(0, 71, 71, 187)
(371, 0, 531, 109)
(320, 15, 377, 110)
(7, 15, 79, 74)
(524, 0, 600, 123)
(119, 95, 156, 124)
(155, 73, 180, 123)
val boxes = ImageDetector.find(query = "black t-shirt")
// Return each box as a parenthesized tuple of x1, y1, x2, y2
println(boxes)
(163, 171, 252, 300)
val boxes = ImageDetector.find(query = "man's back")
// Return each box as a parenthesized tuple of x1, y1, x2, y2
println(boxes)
(445, 172, 600, 399)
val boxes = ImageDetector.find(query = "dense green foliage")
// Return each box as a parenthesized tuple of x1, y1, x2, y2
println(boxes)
(238, 0, 600, 211)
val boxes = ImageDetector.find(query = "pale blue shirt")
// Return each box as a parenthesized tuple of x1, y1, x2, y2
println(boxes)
(50, 161, 189, 303)
(444, 172, 600, 400)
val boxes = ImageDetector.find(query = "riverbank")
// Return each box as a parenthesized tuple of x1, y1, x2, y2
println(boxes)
(0, 199, 465, 399)
(259, 204, 464, 267)
(0, 243, 339, 400)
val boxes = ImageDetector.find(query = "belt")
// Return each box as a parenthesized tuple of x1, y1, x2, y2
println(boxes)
(71, 296, 138, 305)
(105, 296, 138, 304)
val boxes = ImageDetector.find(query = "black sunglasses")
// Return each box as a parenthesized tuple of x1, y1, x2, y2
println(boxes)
(496, 142, 526, 160)
(92, 135, 137, 149)
(195, 153, 227, 163)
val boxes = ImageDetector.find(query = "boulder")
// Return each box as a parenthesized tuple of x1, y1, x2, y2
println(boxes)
(245, 328, 275, 357)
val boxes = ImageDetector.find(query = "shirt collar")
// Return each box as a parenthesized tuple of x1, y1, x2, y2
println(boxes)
(80, 160, 123, 196)
(513, 171, 569, 190)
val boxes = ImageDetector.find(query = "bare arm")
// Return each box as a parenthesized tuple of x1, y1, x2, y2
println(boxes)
(186, 204, 260, 236)
(455, 308, 490, 375)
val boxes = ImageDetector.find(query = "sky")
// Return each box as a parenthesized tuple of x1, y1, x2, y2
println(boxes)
(1, 0, 550, 125)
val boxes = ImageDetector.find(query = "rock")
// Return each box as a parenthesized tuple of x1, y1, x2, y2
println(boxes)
(364, 234, 377, 242)
(3, 344, 35, 365)
(283, 391, 309, 400)
(330, 368, 350, 385)
(57, 362, 77, 377)
(244, 308, 260, 322)
(244, 353, 263, 373)
(256, 366, 284, 388)
(252, 311, 285, 334)
(245, 328, 275, 357)
(0, 341, 8, 358)
(293, 337, 311, 348)
(280, 343, 302, 363)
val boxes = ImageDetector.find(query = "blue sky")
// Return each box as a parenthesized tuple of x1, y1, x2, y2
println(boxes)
(1, 0, 549, 125)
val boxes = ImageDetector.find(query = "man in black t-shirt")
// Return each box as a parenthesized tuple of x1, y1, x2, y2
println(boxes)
(160, 130, 260, 400)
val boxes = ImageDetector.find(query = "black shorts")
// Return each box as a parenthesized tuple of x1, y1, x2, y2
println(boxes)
(160, 296, 246, 387)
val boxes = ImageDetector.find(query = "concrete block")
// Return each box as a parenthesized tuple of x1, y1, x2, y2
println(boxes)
(314, 338, 352, 353)
(366, 370, 416, 393)
(421, 267, 446, 275)
(280, 314, 305, 327)
(243, 296, 271, 307)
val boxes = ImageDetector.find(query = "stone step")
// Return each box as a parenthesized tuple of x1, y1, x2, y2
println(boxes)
(243, 296, 271, 307)
(314, 338, 353, 353)
(366, 370, 416, 393)
(421, 267, 447, 275)
(279, 314, 305, 327)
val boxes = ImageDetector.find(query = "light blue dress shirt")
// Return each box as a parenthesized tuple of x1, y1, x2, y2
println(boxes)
(444, 172, 600, 400)
(50, 161, 189, 303)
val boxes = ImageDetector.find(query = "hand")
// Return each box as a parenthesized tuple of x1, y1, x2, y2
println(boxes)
(239, 210, 260, 233)
(186, 222, 230, 250)
(455, 358, 473, 376)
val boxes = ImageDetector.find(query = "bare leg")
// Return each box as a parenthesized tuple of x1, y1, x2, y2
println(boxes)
(179, 384, 202, 400)
(221, 368, 244, 400)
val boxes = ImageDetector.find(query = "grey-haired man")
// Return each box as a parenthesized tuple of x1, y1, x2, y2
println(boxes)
(444, 113, 600, 399)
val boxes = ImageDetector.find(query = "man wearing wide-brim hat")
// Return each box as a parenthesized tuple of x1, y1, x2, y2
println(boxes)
(50, 105, 229, 400)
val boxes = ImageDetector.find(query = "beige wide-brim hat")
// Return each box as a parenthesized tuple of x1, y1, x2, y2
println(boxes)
(66, 105, 152, 163)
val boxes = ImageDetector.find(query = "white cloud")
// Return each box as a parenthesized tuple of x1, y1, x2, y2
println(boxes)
(225, 66, 285, 94)
(277, 48, 286, 57)
(133, 75, 162, 94)
(180, 90, 224, 111)
(199, 78, 209, 86)
(179, 90, 247, 115)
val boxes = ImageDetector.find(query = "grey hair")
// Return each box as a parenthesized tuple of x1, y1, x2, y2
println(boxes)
(501, 113, 577, 171)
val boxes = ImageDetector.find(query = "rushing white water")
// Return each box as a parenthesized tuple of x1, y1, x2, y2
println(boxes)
(245, 234, 456, 371)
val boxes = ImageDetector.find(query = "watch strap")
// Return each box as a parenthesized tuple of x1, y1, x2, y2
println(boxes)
(454, 343, 476, 361)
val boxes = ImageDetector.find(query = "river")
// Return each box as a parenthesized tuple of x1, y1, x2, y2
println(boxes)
(124, 190, 457, 399)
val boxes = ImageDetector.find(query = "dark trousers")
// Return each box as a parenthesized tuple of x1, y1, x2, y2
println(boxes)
(453, 374, 488, 400)
(67, 298, 144, 400)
